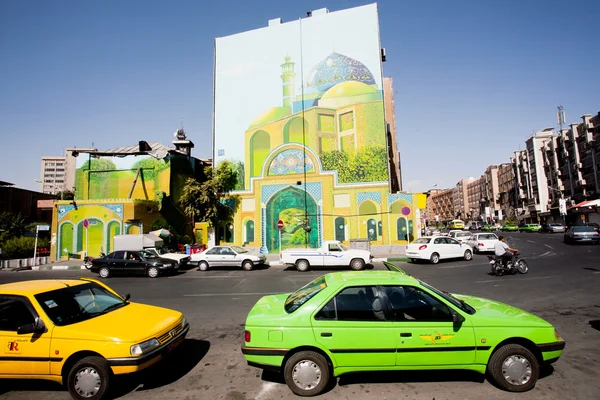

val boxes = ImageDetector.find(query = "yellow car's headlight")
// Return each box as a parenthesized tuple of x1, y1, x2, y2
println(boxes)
(130, 338, 160, 356)
(181, 316, 187, 328)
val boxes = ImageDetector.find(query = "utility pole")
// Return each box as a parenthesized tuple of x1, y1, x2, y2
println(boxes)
(558, 105, 574, 197)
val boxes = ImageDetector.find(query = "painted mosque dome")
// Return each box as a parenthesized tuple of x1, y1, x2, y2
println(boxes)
(321, 81, 377, 99)
(305, 52, 376, 95)
(249, 106, 291, 129)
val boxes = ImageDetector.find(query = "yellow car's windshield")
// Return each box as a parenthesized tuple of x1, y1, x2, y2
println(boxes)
(35, 283, 128, 326)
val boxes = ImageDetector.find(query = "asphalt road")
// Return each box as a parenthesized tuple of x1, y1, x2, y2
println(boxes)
(1, 232, 599, 400)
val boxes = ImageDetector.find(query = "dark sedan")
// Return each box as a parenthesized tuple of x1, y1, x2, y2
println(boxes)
(90, 250, 178, 278)
(563, 226, 600, 245)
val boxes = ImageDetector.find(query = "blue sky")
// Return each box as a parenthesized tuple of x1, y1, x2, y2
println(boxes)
(1, 0, 598, 192)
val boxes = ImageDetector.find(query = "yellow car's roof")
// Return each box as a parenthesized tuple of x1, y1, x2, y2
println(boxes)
(0, 279, 89, 295)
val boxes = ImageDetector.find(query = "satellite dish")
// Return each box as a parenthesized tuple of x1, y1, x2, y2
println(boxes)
(174, 128, 186, 140)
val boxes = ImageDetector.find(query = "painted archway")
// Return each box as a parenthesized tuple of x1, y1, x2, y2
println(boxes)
(266, 186, 318, 251)
(283, 117, 308, 144)
(245, 219, 255, 244)
(76, 219, 104, 256)
(334, 217, 346, 242)
(359, 200, 380, 240)
(106, 220, 121, 253)
(250, 130, 270, 178)
(389, 200, 413, 243)
(58, 222, 75, 259)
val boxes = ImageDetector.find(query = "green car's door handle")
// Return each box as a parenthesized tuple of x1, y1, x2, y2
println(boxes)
(400, 332, 412, 337)
(320, 332, 332, 337)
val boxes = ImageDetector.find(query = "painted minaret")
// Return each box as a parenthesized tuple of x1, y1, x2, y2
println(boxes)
(280, 56, 295, 108)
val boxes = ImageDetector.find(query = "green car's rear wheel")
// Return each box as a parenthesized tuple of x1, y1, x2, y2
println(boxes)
(487, 344, 539, 392)
(284, 351, 330, 396)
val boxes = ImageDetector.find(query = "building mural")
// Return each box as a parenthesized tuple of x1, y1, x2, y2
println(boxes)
(214, 4, 418, 252)
(51, 146, 208, 260)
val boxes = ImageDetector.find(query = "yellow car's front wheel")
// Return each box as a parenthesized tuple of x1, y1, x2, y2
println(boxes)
(67, 356, 112, 400)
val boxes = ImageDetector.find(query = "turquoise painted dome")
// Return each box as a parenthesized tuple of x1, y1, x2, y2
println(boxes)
(305, 52, 376, 95)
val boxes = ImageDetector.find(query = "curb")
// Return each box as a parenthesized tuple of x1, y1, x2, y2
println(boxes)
(31, 265, 87, 271)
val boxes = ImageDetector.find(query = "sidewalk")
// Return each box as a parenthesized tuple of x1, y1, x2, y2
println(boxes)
(4, 247, 408, 272)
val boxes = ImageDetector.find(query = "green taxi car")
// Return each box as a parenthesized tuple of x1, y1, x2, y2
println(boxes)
(519, 224, 542, 233)
(241, 263, 564, 396)
(502, 224, 519, 232)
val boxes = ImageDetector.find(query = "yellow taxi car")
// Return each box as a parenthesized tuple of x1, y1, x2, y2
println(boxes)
(0, 277, 189, 400)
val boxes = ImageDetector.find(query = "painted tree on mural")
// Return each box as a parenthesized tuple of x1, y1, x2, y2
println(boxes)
(180, 160, 240, 244)
(321, 146, 388, 183)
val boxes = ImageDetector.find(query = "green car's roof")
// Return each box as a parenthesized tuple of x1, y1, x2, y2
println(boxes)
(324, 270, 418, 285)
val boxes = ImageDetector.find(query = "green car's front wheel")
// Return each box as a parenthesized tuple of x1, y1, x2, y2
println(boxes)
(487, 344, 539, 392)
(284, 351, 330, 396)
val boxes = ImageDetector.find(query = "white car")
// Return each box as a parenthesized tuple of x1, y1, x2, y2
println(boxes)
(406, 236, 473, 264)
(190, 245, 267, 271)
(465, 233, 499, 253)
(448, 231, 473, 244)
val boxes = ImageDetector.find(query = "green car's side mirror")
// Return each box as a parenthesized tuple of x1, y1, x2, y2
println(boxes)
(452, 312, 465, 324)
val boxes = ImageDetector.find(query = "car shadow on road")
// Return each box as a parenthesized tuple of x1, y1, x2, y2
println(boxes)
(113, 338, 210, 396)
(337, 369, 485, 388)
(589, 320, 600, 331)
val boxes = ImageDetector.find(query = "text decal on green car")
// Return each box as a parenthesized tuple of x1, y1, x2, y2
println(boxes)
(242, 268, 565, 396)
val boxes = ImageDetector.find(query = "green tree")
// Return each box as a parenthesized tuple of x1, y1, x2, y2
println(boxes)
(0, 212, 27, 245)
(78, 158, 117, 183)
(131, 157, 169, 180)
(231, 160, 245, 191)
(2, 236, 49, 259)
(179, 161, 240, 245)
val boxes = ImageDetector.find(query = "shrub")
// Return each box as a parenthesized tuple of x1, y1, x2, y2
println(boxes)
(2, 236, 49, 259)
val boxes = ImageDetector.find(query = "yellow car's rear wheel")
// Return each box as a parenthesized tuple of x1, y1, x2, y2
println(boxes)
(67, 356, 112, 400)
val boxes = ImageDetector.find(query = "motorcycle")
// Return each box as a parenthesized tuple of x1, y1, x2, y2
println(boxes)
(487, 252, 529, 276)
(83, 252, 105, 270)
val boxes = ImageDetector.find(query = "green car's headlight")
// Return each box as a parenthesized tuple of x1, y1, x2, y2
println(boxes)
(554, 328, 562, 341)
(130, 338, 160, 356)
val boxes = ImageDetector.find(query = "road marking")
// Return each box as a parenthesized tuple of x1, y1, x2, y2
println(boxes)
(256, 382, 278, 400)
(232, 279, 246, 288)
(544, 244, 554, 249)
(184, 292, 277, 297)
(527, 240, 538, 244)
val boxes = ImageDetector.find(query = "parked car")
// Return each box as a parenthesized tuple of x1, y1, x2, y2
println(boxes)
(540, 223, 566, 234)
(501, 224, 519, 232)
(113, 234, 190, 266)
(406, 236, 473, 264)
(0, 277, 188, 400)
(241, 263, 565, 396)
(191, 245, 267, 271)
(519, 224, 542, 233)
(481, 225, 496, 232)
(280, 240, 373, 272)
(563, 226, 600, 244)
(90, 250, 178, 278)
(465, 232, 499, 253)
(448, 231, 473, 244)
(587, 222, 600, 233)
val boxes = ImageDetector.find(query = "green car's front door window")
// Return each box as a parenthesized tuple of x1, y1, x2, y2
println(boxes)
(383, 286, 452, 322)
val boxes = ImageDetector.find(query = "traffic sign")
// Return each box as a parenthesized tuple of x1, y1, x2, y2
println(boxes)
(37, 225, 50, 231)
(83, 219, 89, 228)
(277, 220, 284, 230)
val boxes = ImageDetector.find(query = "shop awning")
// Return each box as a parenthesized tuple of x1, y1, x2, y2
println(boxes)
(568, 199, 600, 210)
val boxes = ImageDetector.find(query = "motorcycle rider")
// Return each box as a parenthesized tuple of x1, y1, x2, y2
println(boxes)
(494, 236, 519, 268)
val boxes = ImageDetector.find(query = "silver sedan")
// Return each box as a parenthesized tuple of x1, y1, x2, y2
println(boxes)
(190, 245, 267, 271)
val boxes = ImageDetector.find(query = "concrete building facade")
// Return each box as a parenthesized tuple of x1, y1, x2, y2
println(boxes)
(453, 177, 475, 220)
(383, 77, 403, 193)
(426, 188, 454, 223)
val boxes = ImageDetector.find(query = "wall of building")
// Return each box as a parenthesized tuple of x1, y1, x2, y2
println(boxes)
(213, 4, 418, 252)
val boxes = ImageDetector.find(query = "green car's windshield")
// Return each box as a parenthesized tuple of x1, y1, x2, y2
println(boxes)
(285, 276, 327, 314)
(35, 283, 128, 326)
(419, 280, 476, 315)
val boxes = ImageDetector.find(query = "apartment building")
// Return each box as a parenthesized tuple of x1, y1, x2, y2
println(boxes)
(452, 177, 475, 219)
(383, 77, 403, 193)
(497, 163, 516, 215)
(466, 176, 484, 219)
(40, 148, 97, 195)
(483, 165, 500, 219)
(511, 129, 554, 221)
(40, 156, 67, 194)
(426, 188, 454, 223)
